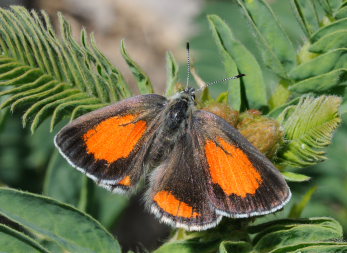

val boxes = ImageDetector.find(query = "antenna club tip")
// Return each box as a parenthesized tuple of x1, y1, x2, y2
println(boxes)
(186, 42, 190, 49)
(237, 74, 246, 77)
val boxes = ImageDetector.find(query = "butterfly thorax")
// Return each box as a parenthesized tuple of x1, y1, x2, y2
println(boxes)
(165, 90, 195, 130)
(147, 89, 196, 167)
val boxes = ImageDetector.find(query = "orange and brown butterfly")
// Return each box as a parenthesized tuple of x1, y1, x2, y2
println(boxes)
(55, 44, 291, 231)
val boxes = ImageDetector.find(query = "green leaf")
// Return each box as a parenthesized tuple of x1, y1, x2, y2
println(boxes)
(216, 91, 229, 103)
(87, 186, 129, 229)
(154, 240, 217, 253)
(208, 15, 241, 110)
(317, 1, 333, 16)
(0, 7, 131, 132)
(44, 145, 129, 229)
(289, 49, 347, 81)
(289, 68, 347, 94)
(43, 150, 87, 210)
(86, 32, 132, 100)
(289, 186, 317, 218)
(329, 0, 343, 11)
(282, 171, 311, 182)
(341, 99, 347, 114)
(270, 242, 347, 253)
(0, 224, 50, 253)
(0, 187, 121, 253)
(120, 40, 154, 94)
(318, 0, 343, 16)
(267, 97, 300, 119)
(309, 30, 347, 53)
(291, 0, 320, 36)
(236, 0, 297, 77)
(70, 103, 108, 120)
(165, 51, 179, 96)
(49, 97, 99, 131)
(335, 6, 347, 19)
(311, 17, 347, 42)
(252, 217, 343, 253)
(248, 217, 343, 234)
(0, 106, 8, 131)
(277, 96, 342, 168)
(219, 241, 252, 253)
(22, 88, 81, 130)
(208, 15, 267, 110)
(268, 80, 292, 110)
(200, 87, 213, 104)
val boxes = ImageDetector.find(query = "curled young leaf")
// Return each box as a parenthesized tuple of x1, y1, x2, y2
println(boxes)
(267, 97, 301, 119)
(277, 96, 342, 168)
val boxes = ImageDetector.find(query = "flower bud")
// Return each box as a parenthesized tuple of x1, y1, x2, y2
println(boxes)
(202, 102, 239, 127)
(237, 111, 284, 158)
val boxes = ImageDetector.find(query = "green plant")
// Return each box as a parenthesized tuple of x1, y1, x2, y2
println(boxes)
(0, 0, 347, 252)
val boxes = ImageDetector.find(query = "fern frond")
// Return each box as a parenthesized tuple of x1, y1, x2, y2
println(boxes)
(0, 6, 131, 133)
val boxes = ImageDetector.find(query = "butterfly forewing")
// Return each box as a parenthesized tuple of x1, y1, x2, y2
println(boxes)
(192, 110, 291, 218)
(54, 94, 167, 193)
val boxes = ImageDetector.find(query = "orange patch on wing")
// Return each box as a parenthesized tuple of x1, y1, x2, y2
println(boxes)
(118, 176, 131, 186)
(154, 191, 200, 218)
(205, 137, 263, 197)
(83, 114, 146, 163)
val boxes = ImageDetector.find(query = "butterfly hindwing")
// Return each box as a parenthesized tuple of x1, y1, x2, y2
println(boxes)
(147, 131, 221, 231)
(54, 94, 167, 193)
(192, 110, 291, 218)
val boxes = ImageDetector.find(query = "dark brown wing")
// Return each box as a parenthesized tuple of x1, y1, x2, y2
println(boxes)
(192, 110, 291, 218)
(146, 129, 221, 231)
(55, 94, 167, 193)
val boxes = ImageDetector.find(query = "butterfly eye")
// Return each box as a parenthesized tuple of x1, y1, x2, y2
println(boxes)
(191, 92, 196, 100)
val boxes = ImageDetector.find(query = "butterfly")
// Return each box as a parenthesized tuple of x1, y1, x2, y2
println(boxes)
(54, 44, 291, 231)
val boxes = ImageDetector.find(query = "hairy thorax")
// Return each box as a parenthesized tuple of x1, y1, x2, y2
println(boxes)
(147, 93, 195, 167)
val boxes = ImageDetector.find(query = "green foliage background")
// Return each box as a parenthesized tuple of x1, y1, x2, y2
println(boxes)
(0, 1, 347, 252)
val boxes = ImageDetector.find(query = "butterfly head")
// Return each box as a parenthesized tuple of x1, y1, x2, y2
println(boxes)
(182, 87, 196, 100)
(171, 87, 196, 106)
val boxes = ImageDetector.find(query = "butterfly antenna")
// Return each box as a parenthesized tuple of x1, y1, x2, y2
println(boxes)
(196, 74, 245, 93)
(186, 42, 191, 88)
